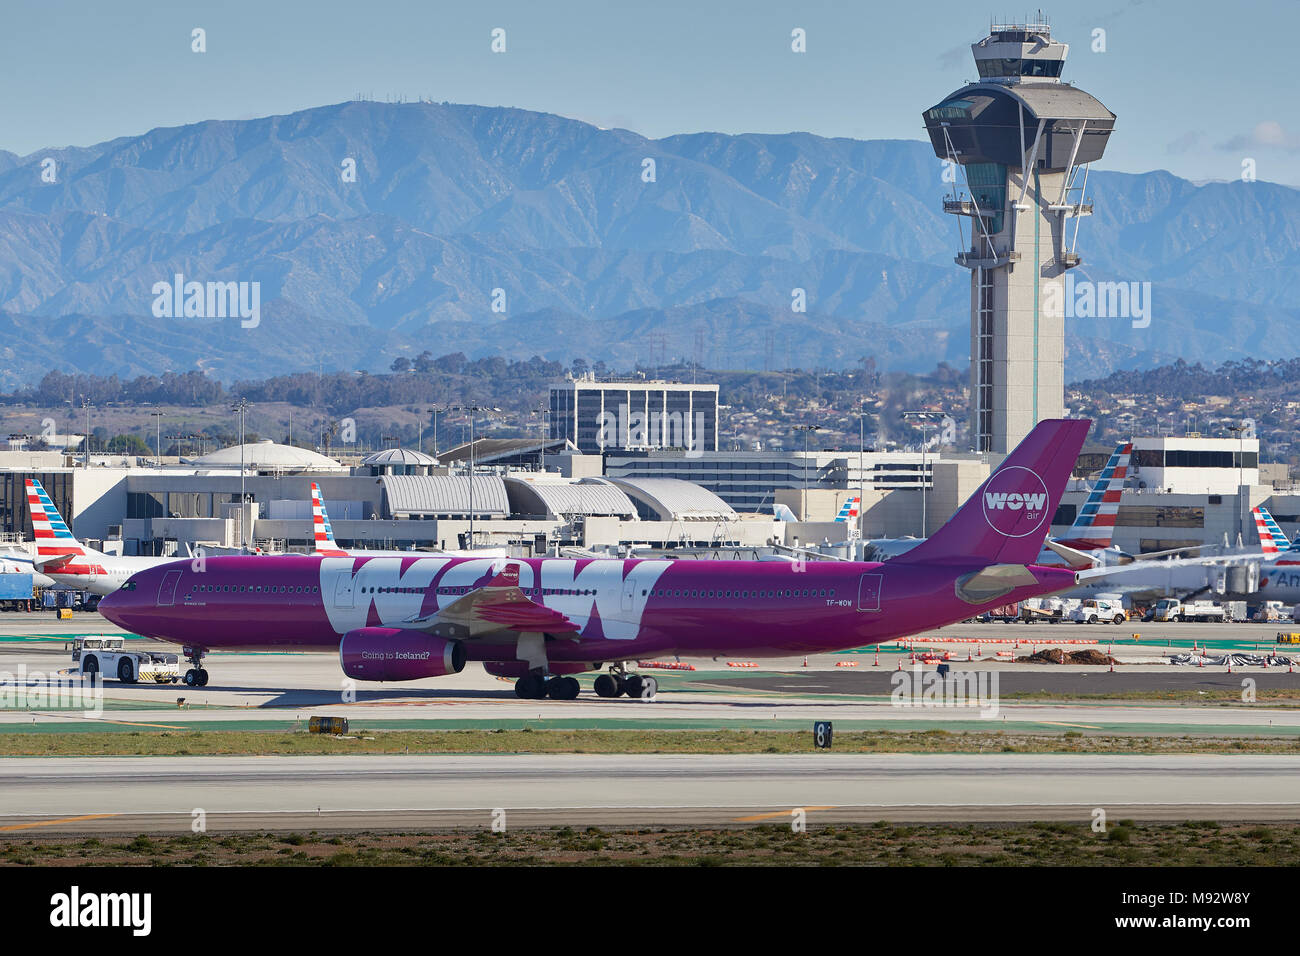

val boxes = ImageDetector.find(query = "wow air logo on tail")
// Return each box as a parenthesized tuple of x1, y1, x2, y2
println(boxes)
(981, 466, 1050, 538)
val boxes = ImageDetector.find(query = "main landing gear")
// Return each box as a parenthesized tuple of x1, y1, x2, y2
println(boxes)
(514, 674, 579, 700)
(182, 646, 209, 687)
(512, 664, 658, 701)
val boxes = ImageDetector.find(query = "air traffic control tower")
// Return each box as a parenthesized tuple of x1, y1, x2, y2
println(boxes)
(923, 20, 1114, 453)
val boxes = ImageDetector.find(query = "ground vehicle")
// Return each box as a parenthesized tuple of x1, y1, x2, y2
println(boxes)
(1255, 600, 1287, 622)
(1152, 599, 1245, 623)
(1068, 598, 1127, 624)
(73, 636, 180, 684)
(1277, 632, 1300, 645)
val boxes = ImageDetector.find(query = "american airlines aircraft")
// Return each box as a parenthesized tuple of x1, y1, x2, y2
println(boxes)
(25, 479, 175, 595)
(308, 482, 506, 559)
(99, 419, 1089, 695)
(772, 495, 859, 524)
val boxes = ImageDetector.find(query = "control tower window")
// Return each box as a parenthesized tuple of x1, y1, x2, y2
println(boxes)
(925, 98, 973, 121)
(966, 163, 1007, 234)
(976, 58, 1063, 78)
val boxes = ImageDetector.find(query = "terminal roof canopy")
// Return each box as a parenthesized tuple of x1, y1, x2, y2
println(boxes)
(189, 440, 345, 473)
(605, 477, 736, 521)
(381, 475, 509, 518)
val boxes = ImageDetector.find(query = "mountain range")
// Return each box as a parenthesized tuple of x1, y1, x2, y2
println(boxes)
(0, 100, 1295, 387)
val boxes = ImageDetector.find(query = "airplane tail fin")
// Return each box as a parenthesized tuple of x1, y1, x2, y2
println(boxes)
(773, 503, 798, 522)
(893, 418, 1091, 567)
(26, 478, 88, 569)
(834, 495, 861, 523)
(310, 482, 348, 556)
(1253, 505, 1290, 554)
(1053, 440, 1130, 550)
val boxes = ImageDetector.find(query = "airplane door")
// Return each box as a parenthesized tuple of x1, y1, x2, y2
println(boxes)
(621, 575, 636, 613)
(857, 573, 882, 612)
(333, 571, 355, 609)
(157, 570, 182, 607)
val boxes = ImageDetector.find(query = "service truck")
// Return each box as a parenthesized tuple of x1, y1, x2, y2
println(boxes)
(1152, 599, 1247, 623)
(72, 636, 181, 684)
(1068, 598, 1128, 624)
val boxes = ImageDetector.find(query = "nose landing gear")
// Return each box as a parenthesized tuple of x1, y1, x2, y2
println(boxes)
(181, 646, 209, 687)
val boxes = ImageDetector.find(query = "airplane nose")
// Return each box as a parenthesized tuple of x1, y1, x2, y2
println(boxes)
(97, 588, 133, 629)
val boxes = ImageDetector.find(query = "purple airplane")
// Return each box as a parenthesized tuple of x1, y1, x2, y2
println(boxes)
(99, 419, 1089, 699)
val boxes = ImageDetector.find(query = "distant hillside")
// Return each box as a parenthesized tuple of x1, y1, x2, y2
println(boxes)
(0, 100, 1296, 386)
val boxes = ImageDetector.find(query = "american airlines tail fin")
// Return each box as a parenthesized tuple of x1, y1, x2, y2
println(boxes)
(893, 419, 1091, 567)
(1252, 505, 1290, 554)
(26, 478, 90, 570)
(310, 483, 348, 556)
(834, 495, 861, 523)
(1054, 440, 1131, 551)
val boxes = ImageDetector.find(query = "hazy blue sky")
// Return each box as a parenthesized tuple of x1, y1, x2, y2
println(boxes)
(4, 0, 1297, 184)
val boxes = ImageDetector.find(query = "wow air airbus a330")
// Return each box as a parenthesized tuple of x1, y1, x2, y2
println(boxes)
(99, 419, 1090, 698)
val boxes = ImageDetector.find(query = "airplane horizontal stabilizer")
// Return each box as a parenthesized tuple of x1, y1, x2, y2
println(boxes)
(954, 563, 1043, 604)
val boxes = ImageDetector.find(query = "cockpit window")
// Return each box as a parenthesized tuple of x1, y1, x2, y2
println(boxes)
(120, 581, 137, 591)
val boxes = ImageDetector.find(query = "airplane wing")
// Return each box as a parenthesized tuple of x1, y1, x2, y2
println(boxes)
(411, 563, 579, 639)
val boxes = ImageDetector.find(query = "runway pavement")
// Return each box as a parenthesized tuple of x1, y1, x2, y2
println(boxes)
(1, 753, 1297, 832)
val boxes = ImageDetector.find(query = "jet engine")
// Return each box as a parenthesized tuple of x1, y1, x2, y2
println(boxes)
(339, 628, 466, 681)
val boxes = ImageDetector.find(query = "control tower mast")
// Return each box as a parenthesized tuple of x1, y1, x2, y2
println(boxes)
(922, 18, 1115, 453)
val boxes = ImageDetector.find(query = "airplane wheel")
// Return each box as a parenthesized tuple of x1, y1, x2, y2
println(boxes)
(641, 676, 658, 700)
(623, 675, 644, 698)
(548, 676, 580, 701)
(594, 674, 620, 698)
(197, 669, 210, 687)
(514, 675, 545, 700)
(117, 658, 136, 684)
(184, 669, 199, 687)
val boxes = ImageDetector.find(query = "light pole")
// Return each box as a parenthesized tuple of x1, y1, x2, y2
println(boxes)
(232, 398, 251, 551)
(1228, 422, 1247, 538)
(793, 424, 821, 520)
(903, 411, 941, 537)
(535, 401, 548, 473)
(80, 397, 92, 467)
(451, 404, 499, 550)
(858, 401, 870, 548)
(150, 411, 163, 461)
(428, 404, 442, 458)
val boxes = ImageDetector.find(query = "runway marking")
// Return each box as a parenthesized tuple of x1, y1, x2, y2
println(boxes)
(733, 806, 835, 822)
(0, 813, 118, 832)
(29, 712, 187, 730)
(1037, 721, 1103, 730)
